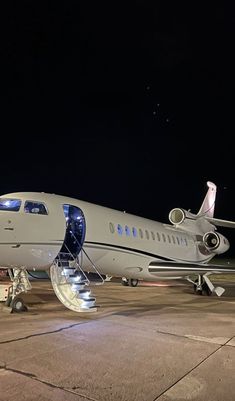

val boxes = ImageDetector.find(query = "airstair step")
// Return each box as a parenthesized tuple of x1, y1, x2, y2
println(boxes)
(78, 289, 91, 298)
(79, 306, 98, 313)
(59, 260, 70, 267)
(80, 297, 96, 308)
(82, 296, 96, 302)
(61, 267, 76, 275)
(71, 282, 86, 291)
(66, 275, 86, 284)
(69, 273, 82, 278)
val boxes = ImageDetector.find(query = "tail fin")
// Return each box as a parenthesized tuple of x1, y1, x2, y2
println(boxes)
(197, 181, 217, 217)
(201, 181, 235, 228)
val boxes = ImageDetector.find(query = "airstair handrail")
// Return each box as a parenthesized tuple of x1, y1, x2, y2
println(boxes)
(70, 231, 104, 284)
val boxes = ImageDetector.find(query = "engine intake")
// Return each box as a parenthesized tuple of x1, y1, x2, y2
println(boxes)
(169, 208, 197, 225)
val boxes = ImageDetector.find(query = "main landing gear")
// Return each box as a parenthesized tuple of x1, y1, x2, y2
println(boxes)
(5, 268, 31, 313)
(188, 273, 225, 297)
(121, 277, 139, 287)
(193, 275, 212, 296)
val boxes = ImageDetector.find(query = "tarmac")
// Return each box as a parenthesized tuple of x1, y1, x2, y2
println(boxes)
(1, 277, 235, 401)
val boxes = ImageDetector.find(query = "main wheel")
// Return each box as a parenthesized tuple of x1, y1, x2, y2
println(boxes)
(129, 279, 139, 287)
(194, 279, 212, 296)
(193, 277, 203, 295)
(121, 278, 129, 286)
(194, 285, 203, 295)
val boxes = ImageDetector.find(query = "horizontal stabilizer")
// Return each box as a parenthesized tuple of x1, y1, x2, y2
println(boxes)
(206, 217, 235, 228)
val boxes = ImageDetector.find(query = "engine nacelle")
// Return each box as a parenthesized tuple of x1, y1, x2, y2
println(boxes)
(203, 231, 230, 254)
(169, 208, 197, 225)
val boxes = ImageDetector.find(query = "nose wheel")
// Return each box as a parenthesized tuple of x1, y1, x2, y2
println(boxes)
(129, 278, 139, 287)
(5, 295, 28, 313)
(10, 297, 28, 313)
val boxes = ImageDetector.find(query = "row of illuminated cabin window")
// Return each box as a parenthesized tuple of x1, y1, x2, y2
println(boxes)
(109, 222, 188, 246)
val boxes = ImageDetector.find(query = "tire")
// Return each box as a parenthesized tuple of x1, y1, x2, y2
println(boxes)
(194, 278, 203, 295)
(11, 298, 28, 313)
(194, 279, 211, 296)
(194, 284, 202, 295)
(5, 296, 12, 307)
(121, 278, 129, 286)
(129, 279, 139, 287)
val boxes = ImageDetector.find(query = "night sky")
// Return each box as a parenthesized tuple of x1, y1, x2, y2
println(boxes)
(3, 4, 235, 254)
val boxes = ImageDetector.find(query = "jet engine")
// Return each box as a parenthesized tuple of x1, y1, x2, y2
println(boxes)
(169, 208, 197, 225)
(169, 208, 230, 255)
(203, 232, 229, 254)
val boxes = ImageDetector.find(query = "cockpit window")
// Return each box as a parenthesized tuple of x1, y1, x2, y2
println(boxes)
(24, 201, 48, 215)
(0, 198, 21, 211)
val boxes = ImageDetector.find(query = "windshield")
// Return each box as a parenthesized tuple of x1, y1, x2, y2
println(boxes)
(0, 198, 21, 212)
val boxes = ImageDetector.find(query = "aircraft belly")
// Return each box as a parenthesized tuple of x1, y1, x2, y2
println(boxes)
(0, 243, 63, 269)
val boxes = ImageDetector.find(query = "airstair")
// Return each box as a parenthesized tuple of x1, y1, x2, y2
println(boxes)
(50, 203, 105, 312)
(50, 242, 104, 313)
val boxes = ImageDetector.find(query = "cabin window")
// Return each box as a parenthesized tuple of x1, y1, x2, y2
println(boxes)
(0, 198, 21, 212)
(157, 232, 161, 241)
(139, 228, 143, 239)
(172, 235, 176, 244)
(162, 233, 166, 242)
(132, 227, 137, 237)
(109, 222, 115, 234)
(145, 230, 149, 240)
(24, 201, 48, 215)
(117, 224, 123, 236)
(167, 235, 171, 243)
(176, 237, 180, 245)
(151, 231, 155, 240)
(125, 225, 131, 236)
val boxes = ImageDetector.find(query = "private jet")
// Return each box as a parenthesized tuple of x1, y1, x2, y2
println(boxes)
(0, 181, 235, 313)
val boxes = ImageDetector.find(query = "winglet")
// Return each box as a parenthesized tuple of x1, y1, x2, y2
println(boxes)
(197, 181, 217, 218)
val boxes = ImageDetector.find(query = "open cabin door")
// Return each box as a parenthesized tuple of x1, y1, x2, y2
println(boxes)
(60, 204, 86, 258)
(50, 202, 104, 313)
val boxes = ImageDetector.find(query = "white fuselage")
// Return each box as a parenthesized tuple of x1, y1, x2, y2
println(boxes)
(0, 192, 219, 281)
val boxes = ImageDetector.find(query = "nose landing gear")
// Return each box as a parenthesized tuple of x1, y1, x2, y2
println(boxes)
(5, 268, 31, 313)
